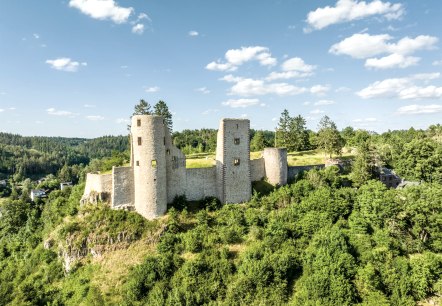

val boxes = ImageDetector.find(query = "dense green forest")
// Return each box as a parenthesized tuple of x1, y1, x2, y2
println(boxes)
(0, 117, 441, 305)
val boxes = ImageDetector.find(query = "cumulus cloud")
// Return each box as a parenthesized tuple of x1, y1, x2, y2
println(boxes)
(396, 104, 442, 115)
(46, 58, 87, 72)
(229, 77, 307, 97)
(145, 86, 160, 93)
(69, 0, 133, 23)
(266, 57, 316, 81)
(357, 73, 442, 99)
(433, 60, 442, 66)
(202, 109, 219, 115)
(46, 108, 77, 117)
(314, 99, 335, 106)
(132, 23, 144, 34)
(222, 98, 260, 108)
(206, 46, 276, 72)
(305, 0, 404, 32)
(86, 115, 104, 121)
(330, 33, 438, 69)
(310, 85, 330, 95)
(196, 87, 210, 94)
(310, 109, 325, 114)
(365, 53, 420, 69)
(188, 30, 199, 36)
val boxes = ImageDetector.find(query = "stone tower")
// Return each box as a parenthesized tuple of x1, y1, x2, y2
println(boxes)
(216, 119, 251, 203)
(263, 148, 288, 186)
(131, 115, 168, 219)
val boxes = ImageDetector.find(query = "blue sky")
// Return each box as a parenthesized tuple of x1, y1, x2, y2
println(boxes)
(0, 0, 441, 137)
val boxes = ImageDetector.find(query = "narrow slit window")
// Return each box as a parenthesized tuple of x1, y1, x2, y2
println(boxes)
(136, 161, 140, 166)
(151, 160, 157, 168)
(166, 149, 170, 155)
(234, 158, 240, 166)
(137, 137, 142, 146)
(137, 119, 141, 127)
(164, 137, 166, 145)
(236, 124, 239, 129)
(234, 138, 240, 145)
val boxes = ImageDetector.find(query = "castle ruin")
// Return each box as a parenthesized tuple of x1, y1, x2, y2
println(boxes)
(81, 115, 314, 220)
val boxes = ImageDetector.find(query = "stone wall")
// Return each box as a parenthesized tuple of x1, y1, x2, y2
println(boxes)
(111, 166, 134, 208)
(263, 148, 288, 186)
(81, 173, 112, 204)
(165, 125, 187, 204)
(250, 158, 265, 182)
(287, 164, 325, 181)
(185, 167, 217, 201)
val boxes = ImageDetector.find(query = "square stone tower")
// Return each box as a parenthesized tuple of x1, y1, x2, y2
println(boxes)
(216, 119, 252, 203)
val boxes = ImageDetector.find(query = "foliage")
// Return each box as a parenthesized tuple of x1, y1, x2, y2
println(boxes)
(276, 110, 310, 151)
(154, 100, 173, 132)
(316, 115, 344, 158)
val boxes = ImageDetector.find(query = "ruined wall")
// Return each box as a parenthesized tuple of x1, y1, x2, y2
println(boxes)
(81, 173, 112, 204)
(164, 124, 187, 203)
(185, 167, 217, 201)
(216, 119, 251, 204)
(263, 148, 288, 186)
(111, 166, 134, 208)
(250, 158, 265, 182)
(287, 164, 325, 181)
(131, 115, 167, 220)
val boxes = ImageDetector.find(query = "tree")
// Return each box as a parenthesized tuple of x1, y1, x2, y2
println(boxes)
(250, 131, 266, 152)
(276, 109, 291, 148)
(351, 141, 381, 187)
(288, 115, 309, 151)
(133, 99, 152, 116)
(154, 100, 173, 132)
(316, 116, 344, 158)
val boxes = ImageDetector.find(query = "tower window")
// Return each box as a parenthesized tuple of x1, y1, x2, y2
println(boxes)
(137, 137, 142, 146)
(236, 124, 239, 129)
(166, 149, 170, 155)
(234, 138, 240, 145)
(164, 137, 166, 145)
(234, 158, 240, 166)
(136, 161, 140, 166)
(151, 160, 157, 168)
(137, 119, 141, 127)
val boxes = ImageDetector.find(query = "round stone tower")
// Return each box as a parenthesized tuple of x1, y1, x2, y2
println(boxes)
(263, 148, 288, 186)
(131, 115, 167, 219)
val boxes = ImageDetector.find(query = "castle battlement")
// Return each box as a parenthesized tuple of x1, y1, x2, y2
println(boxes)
(81, 115, 301, 220)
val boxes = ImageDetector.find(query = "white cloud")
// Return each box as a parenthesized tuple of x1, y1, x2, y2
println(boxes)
(228, 77, 307, 96)
(303, 101, 311, 105)
(240, 114, 248, 118)
(266, 71, 311, 81)
(46, 108, 77, 117)
(353, 117, 377, 122)
(33, 33, 39, 39)
(86, 115, 104, 121)
(145, 86, 160, 93)
(305, 0, 404, 31)
(314, 99, 335, 106)
(396, 104, 442, 115)
(116, 118, 130, 124)
(69, 0, 133, 24)
(0, 109, 4, 112)
(136, 13, 150, 21)
(330, 33, 438, 69)
(433, 60, 442, 66)
(84, 104, 96, 108)
(46, 58, 87, 72)
(188, 30, 199, 37)
(132, 23, 144, 34)
(222, 98, 260, 108)
(196, 87, 210, 94)
(310, 84, 330, 95)
(357, 73, 442, 99)
(365, 53, 420, 69)
(206, 46, 276, 71)
(281, 57, 316, 72)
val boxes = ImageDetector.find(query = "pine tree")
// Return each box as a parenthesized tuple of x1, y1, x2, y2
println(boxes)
(154, 100, 173, 132)
(250, 131, 266, 152)
(133, 99, 152, 116)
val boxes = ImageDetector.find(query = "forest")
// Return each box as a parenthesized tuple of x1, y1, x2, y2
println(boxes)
(0, 106, 441, 305)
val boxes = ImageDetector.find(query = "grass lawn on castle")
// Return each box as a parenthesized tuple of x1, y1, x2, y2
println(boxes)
(185, 149, 355, 168)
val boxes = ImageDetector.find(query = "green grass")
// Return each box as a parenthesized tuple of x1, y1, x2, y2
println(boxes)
(287, 149, 354, 166)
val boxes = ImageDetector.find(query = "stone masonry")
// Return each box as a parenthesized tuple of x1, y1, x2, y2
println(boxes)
(81, 115, 313, 220)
